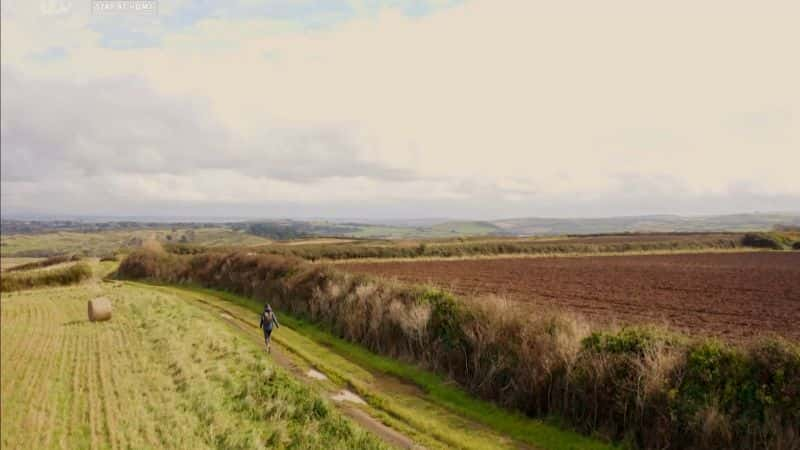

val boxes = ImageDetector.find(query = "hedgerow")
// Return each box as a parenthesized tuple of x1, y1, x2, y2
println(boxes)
(1, 262, 92, 292)
(118, 250, 799, 449)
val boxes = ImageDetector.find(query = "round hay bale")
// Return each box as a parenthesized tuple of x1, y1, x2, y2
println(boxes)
(88, 297, 112, 322)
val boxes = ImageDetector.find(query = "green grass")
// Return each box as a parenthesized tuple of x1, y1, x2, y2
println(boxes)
(347, 225, 434, 239)
(145, 284, 519, 449)
(428, 221, 503, 235)
(159, 284, 613, 450)
(344, 222, 502, 239)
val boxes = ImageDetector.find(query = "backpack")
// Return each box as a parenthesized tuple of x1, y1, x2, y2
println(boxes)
(262, 311, 274, 328)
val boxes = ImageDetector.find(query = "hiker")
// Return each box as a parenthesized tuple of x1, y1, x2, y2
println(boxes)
(259, 304, 279, 352)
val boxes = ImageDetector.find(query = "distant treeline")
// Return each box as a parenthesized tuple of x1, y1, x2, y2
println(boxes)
(118, 250, 800, 450)
(229, 221, 359, 240)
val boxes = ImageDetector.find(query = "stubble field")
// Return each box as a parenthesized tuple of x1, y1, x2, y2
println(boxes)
(0, 283, 383, 449)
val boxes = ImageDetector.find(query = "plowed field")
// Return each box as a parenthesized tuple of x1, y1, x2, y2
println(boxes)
(339, 252, 800, 341)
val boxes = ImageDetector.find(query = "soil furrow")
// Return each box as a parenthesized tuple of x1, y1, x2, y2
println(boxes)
(340, 252, 800, 340)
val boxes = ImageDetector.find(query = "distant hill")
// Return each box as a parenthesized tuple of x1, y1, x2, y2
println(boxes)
(292, 213, 800, 238)
(3, 213, 798, 241)
(489, 213, 800, 236)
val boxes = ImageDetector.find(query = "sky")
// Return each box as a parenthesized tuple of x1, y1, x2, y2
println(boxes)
(1, 0, 799, 219)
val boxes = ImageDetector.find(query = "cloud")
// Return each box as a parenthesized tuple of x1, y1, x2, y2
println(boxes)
(0, 68, 415, 184)
(2, 0, 799, 218)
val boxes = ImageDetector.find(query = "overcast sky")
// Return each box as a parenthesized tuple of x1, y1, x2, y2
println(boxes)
(2, 0, 798, 219)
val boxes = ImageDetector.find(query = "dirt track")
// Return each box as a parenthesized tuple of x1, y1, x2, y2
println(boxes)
(339, 252, 800, 341)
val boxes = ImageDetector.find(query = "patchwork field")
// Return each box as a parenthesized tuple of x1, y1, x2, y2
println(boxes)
(339, 252, 800, 341)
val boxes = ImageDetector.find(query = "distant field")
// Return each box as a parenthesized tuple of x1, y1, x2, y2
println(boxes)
(0, 227, 272, 257)
(339, 252, 800, 341)
(347, 221, 502, 239)
(0, 282, 383, 449)
(256, 232, 747, 261)
(0, 257, 43, 270)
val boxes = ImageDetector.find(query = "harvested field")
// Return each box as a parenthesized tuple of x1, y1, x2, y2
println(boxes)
(0, 283, 384, 449)
(339, 252, 800, 341)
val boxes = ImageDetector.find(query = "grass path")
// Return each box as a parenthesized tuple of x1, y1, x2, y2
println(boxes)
(137, 283, 613, 450)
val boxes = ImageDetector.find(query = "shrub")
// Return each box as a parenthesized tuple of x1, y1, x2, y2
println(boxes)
(741, 233, 792, 250)
(582, 327, 663, 355)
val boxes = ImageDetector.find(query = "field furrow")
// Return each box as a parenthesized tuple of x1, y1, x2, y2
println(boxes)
(24, 303, 62, 449)
(340, 252, 800, 340)
(44, 318, 74, 449)
(68, 324, 89, 447)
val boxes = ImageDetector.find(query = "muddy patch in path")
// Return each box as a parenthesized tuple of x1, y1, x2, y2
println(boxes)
(306, 368, 328, 381)
(332, 389, 366, 405)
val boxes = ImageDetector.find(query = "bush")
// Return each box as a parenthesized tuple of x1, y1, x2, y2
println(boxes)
(118, 250, 800, 449)
(741, 233, 792, 250)
(582, 327, 662, 355)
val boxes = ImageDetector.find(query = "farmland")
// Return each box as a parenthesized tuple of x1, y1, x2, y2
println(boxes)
(118, 249, 800, 449)
(1, 257, 602, 450)
(339, 252, 800, 341)
(0, 227, 272, 258)
(3, 228, 799, 449)
(0, 282, 385, 449)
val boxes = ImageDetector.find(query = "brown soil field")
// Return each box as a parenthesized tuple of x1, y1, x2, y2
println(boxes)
(339, 252, 800, 341)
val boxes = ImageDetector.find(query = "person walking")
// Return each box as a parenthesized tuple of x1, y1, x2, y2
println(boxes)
(259, 304, 279, 352)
